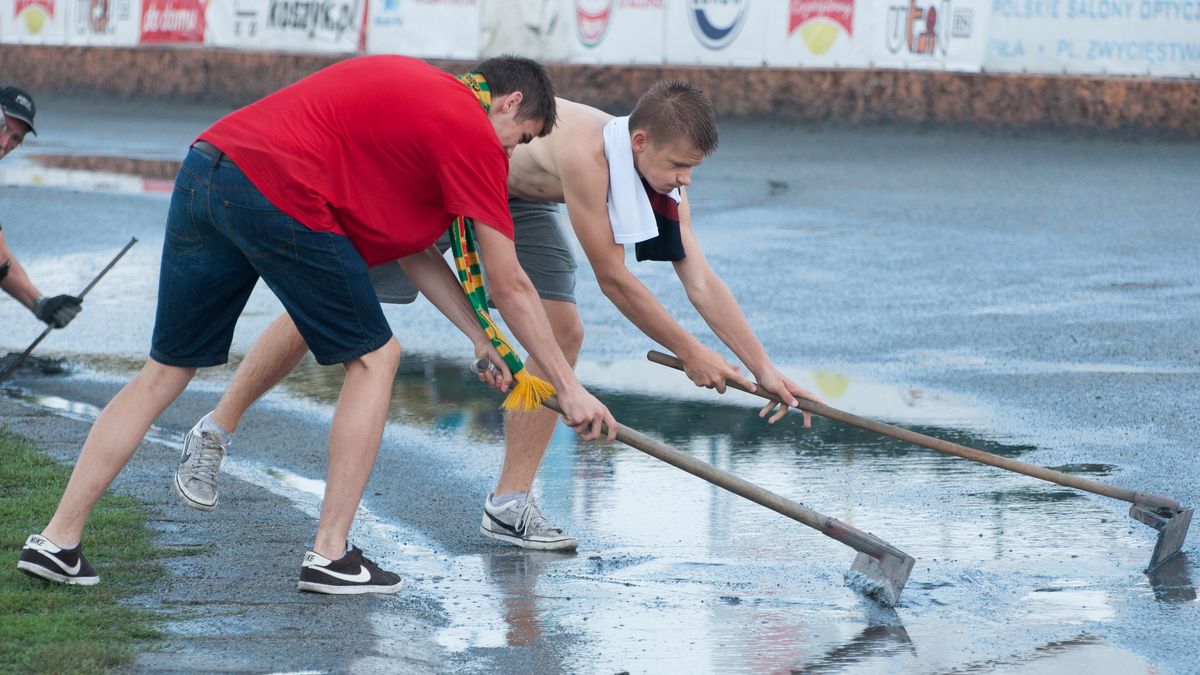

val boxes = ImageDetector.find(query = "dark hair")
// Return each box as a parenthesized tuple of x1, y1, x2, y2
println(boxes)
(473, 55, 557, 137)
(628, 80, 718, 157)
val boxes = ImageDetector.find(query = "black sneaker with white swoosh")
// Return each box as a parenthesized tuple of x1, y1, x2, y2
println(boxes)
(297, 545, 403, 595)
(17, 534, 100, 586)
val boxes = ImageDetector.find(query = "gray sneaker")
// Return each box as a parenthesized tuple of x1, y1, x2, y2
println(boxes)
(481, 495, 577, 551)
(173, 419, 230, 512)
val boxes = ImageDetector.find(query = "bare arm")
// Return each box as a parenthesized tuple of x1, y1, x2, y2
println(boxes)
(393, 247, 512, 390)
(0, 229, 43, 310)
(474, 224, 616, 440)
(559, 147, 755, 395)
(671, 194, 824, 424)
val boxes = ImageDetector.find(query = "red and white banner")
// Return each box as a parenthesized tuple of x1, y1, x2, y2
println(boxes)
(0, 0, 1195, 80)
(139, 0, 205, 43)
(767, 0, 869, 67)
(2, 0, 67, 43)
(568, 0, 667, 65)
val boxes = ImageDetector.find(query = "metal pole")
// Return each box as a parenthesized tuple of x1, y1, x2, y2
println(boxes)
(0, 237, 138, 382)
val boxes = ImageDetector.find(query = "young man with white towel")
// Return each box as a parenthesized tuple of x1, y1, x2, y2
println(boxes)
(172, 80, 823, 551)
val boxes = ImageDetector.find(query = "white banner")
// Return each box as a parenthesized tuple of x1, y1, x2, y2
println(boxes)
(766, 0, 870, 68)
(567, 0, 668, 65)
(64, 0, 141, 45)
(207, 0, 364, 52)
(986, 2, 1200, 78)
(2, 0, 68, 43)
(664, 0, 770, 67)
(366, 0, 479, 59)
(3, 0, 1198, 81)
(865, 0, 991, 72)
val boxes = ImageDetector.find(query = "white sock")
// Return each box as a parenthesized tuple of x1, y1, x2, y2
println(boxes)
(198, 412, 233, 445)
(490, 491, 528, 507)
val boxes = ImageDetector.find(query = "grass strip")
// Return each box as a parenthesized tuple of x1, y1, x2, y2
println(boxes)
(0, 427, 167, 673)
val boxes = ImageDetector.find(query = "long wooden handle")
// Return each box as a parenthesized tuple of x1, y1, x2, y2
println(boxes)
(647, 350, 1182, 513)
(541, 397, 906, 561)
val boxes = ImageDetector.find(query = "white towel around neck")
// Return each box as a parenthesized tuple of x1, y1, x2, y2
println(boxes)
(602, 116, 681, 245)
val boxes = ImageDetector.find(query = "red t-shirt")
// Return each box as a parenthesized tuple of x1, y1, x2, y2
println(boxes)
(199, 56, 514, 266)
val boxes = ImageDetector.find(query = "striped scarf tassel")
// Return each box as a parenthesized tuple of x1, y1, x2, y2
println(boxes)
(449, 215, 556, 411)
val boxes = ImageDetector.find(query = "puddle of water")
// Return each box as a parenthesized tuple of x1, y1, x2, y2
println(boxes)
(8, 353, 1193, 674)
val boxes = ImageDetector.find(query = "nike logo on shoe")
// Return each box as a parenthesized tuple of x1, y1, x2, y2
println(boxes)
(309, 565, 371, 583)
(25, 535, 82, 575)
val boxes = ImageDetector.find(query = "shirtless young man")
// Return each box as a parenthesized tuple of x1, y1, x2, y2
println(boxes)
(172, 80, 822, 551)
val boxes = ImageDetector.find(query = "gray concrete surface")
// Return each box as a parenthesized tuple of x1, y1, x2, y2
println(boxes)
(1, 95, 1197, 673)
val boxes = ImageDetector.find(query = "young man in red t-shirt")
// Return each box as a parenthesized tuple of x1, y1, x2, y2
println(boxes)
(17, 55, 616, 595)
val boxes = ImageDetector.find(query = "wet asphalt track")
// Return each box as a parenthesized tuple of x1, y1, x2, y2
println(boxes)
(0, 96, 1197, 673)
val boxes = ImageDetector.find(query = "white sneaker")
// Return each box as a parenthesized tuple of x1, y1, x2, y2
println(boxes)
(173, 416, 231, 511)
(480, 495, 577, 551)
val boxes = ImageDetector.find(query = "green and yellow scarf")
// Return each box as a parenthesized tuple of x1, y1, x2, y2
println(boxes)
(451, 72, 555, 411)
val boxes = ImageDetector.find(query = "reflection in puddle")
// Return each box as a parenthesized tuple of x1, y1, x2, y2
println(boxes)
(0, 153, 178, 194)
(7, 353, 1186, 673)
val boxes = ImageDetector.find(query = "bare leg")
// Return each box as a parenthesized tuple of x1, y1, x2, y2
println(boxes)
(494, 300, 583, 495)
(211, 312, 308, 432)
(42, 360, 196, 546)
(312, 337, 401, 559)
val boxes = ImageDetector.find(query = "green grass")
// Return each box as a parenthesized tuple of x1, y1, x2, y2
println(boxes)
(0, 428, 169, 673)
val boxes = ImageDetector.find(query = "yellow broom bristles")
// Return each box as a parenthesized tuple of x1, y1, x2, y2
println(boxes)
(501, 370, 556, 411)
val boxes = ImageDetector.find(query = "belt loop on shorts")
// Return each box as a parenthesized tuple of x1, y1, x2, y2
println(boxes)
(191, 140, 224, 168)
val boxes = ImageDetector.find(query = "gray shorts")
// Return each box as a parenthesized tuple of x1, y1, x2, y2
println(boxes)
(370, 198, 576, 305)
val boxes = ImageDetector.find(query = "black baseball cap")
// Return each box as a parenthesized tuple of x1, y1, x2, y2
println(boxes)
(0, 86, 37, 137)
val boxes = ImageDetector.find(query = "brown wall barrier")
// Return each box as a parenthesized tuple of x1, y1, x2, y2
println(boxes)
(5, 45, 1198, 137)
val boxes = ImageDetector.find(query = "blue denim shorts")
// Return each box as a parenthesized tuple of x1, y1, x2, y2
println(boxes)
(150, 145, 392, 367)
(369, 199, 575, 305)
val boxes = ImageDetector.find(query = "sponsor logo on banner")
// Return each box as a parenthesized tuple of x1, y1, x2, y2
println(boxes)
(72, 0, 132, 35)
(373, 0, 475, 29)
(788, 0, 852, 55)
(576, 0, 613, 47)
(687, 0, 747, 50)
(141, 0, 205, 42)
(15, 0, 55, 34)
(267, 0, 360, 40)
(372, 0, 402, 27)
(885, 0, 973, 57)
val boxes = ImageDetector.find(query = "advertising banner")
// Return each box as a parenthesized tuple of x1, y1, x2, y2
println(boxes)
(567, 0, 668, 65)
(986, 3, 1200, 78)
(765, 0, 871, 68)
(366, 0, 479, 60)
(2, 0, 68, 43)
(664, 0, 770, 67)
(864, 0, 991, 72)
(207, 0, 364, 53)
(139, 0, 205, 44)
(64, 0, 140, 45)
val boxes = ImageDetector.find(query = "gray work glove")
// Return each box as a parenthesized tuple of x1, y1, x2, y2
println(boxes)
(34, 294, 83, 328)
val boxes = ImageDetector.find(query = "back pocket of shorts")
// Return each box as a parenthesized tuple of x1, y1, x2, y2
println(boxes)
(222, 200, 299, 274)
(165, 185, 204, 257)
